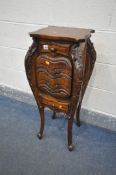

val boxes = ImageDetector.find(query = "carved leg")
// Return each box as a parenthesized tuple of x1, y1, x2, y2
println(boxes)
(37, 106, 44, 139)
(76, 102, 82, 127)
(52, 110, 56, 119)
(67, 116, 74, 151)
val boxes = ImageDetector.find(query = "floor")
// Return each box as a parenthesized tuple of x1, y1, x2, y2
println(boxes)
(0, 95, 116, 175)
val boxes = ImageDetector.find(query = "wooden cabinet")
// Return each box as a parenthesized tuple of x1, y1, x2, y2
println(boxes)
(25, 26, 96, 151)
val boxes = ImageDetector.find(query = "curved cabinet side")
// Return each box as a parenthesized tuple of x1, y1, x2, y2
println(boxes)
(25, 41, 42, 108)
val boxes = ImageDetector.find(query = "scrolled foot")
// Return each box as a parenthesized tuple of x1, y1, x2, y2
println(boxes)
(68, 144, 74, 151)
(37, 132, 43, 140)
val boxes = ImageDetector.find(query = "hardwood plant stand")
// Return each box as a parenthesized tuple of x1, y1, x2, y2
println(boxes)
(25, 26, 96, 151)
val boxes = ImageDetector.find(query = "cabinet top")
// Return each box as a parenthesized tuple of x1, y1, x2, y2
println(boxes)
(30, 26, 95, 42)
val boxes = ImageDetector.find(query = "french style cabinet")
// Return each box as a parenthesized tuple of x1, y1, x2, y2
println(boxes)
(25, 26, 96, 151)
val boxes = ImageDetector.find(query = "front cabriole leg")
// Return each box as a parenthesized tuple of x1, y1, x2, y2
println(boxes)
(67, 115, 74, 151)
(25, 40, 46, 139)
(37, 106, 45, 139)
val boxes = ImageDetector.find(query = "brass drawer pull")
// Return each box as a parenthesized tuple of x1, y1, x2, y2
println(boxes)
(45, 60, 50, 65)
(50, 47, 57, 52)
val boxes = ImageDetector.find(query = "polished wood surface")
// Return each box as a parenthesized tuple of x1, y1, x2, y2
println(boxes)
(25, 26, 96, 151)
(30, 26, 94, 42)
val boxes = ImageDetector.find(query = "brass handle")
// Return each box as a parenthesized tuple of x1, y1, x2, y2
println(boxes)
(59, 105, 62, 109)
(45, 60, 50, 65)
(50, 47, 57, 52)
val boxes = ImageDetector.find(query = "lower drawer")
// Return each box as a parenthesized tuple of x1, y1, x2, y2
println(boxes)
(39, 93, 69, 112)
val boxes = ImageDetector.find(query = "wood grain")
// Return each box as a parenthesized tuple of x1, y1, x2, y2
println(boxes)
(25, 26, 96, 151)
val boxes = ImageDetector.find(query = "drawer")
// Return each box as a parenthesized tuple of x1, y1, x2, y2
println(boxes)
(36, 54, 72, 99)
(37, 71, 71, 99)
(40, 94, 69, 112)
(36, 55, 72, 77)
(39, 42, 70, 56)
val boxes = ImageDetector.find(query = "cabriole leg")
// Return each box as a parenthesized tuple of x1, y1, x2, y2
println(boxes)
(76, 102, 82, 127)
(37, 106, 44, 139)
(67, 116, 74, 151)
(52, 110, 56, 119)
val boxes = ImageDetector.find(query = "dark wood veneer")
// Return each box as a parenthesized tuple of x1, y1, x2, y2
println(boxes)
(25, 26, 96, 151)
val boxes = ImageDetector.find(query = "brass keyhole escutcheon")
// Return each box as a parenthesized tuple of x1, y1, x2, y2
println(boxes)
(59, 105, 62, 109)
(45, 60, 49, 65)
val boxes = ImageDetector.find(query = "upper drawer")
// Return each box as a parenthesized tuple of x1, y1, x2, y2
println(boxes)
(39, 41, 70, 56)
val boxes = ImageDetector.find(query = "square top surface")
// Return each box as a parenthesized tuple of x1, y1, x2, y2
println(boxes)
(30, 26, 94, 42)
